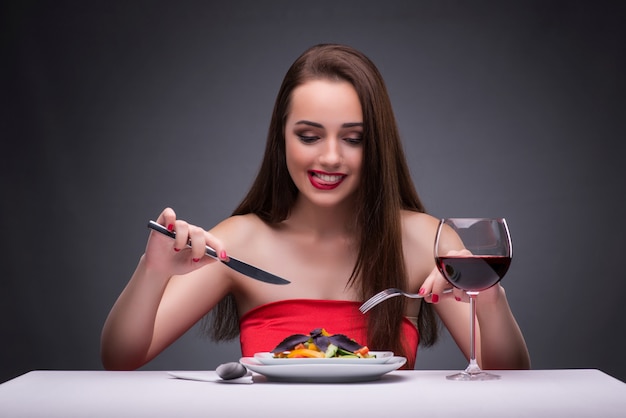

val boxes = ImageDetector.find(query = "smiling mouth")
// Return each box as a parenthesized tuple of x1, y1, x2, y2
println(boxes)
(312, 172, 344, 183)
(308, 171, 346, 190)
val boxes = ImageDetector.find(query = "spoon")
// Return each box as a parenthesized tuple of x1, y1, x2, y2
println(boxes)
(216, 362, 248, 380)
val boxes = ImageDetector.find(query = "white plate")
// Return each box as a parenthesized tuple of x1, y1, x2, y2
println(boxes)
(254, 351, 395, 365)
(240, 356, 406, 383)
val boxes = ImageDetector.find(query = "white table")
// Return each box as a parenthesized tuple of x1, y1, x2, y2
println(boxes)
(0, 369, 624, 417)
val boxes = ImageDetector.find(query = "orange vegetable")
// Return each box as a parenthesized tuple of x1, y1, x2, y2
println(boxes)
(286, 349, 325, 358)
(354, 346, 370, 357)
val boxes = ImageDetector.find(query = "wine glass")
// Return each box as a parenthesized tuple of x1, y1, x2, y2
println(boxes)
(434, 218, 512, 381)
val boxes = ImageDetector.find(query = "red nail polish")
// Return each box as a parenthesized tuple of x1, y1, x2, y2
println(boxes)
(192, 258, 200, 262)
(167, 224, 174, 232)
(455, 296, 462, 302)
(174, 248, 180, 252)
(220, 250, 227, 260)
(418, 288, 425, 295)
(432, 294, 439, 303)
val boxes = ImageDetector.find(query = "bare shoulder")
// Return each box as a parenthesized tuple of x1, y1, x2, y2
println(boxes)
(400, 210, 440, 287)
(210, 213, 264, 233)
(209, 214, 270, 248)
(401, 210, 440, 245)
(208, 214, 281, 269)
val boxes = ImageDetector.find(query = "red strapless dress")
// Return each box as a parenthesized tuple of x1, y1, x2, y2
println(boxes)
(239, 299, 418, 369)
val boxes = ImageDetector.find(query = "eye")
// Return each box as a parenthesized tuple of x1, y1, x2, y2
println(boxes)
(343, 131, 363, 145)
(297, 134, 320, 144)
(344, 136, 363, 145)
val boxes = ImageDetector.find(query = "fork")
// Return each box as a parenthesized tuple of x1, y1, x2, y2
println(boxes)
(359, 288, 454, 313)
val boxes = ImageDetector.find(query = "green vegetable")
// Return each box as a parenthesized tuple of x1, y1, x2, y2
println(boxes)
(324, 344, 338, 358)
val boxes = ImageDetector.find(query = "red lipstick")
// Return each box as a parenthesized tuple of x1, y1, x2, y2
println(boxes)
(308, 170, 345, 190)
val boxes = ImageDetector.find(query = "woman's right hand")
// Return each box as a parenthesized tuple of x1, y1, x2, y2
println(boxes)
(143, 207, 229, 278)
(101, 208, 231, 370)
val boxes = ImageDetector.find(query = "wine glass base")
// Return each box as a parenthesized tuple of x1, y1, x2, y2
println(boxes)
(446, 371, 501, 381)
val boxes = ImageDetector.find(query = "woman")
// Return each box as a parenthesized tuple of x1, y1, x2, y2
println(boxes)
(101, 44, 530, 371)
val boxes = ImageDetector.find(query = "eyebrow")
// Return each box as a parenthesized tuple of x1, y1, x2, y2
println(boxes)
(295, 120, 363, 129)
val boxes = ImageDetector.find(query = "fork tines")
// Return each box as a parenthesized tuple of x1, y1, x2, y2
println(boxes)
(358, 289, 402, 313)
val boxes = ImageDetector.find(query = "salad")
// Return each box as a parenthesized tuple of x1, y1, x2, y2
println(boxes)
(271, 328, 373, 359)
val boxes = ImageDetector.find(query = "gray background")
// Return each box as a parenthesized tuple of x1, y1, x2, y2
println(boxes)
(2, 0, 625, 384)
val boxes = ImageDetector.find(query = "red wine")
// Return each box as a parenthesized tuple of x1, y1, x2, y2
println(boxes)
(435, 256, 511, 292)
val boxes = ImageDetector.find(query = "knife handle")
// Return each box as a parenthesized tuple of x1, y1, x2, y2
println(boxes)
(147, 220, 218, 259)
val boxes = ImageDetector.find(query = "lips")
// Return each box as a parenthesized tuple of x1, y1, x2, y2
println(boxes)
(308, 170, 346, 190)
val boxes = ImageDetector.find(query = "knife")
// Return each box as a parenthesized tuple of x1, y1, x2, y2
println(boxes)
(147, 220, 290, 285)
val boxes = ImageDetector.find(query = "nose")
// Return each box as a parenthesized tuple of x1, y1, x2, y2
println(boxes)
(318, 137, 342, 167)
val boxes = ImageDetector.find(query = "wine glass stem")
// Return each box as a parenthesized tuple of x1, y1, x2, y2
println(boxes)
(467, 292, 481, 374)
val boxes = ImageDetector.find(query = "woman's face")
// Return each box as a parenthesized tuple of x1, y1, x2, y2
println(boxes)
(284, 79, 364, 209)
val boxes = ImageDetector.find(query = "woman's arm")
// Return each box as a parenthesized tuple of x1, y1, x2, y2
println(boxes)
(434, 285, 531, 370)
(402, 211, 530, 369)
(100, 208, 232, 370)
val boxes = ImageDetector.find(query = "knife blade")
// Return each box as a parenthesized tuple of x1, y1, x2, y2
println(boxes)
(147, 220, 290, 285)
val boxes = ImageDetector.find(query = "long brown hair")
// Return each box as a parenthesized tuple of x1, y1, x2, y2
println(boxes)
(207, 44, 439, 357)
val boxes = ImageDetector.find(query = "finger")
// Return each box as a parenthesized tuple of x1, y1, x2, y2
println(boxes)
(420, 268, 443, 304)
(156, 207, 177, 232)
(188, 225, 208, 262)
(439, 249, 473, 303)
(172, 220, 190, 252)
(451, 288, 466, 302)
(419, 269, 437, 300)
(424, 266, 456, 304)
(203, 230, 229, 261)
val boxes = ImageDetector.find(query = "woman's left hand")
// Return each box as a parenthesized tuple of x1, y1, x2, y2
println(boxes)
(419, 249, 470, 304)
(420, 249, 507, 305)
